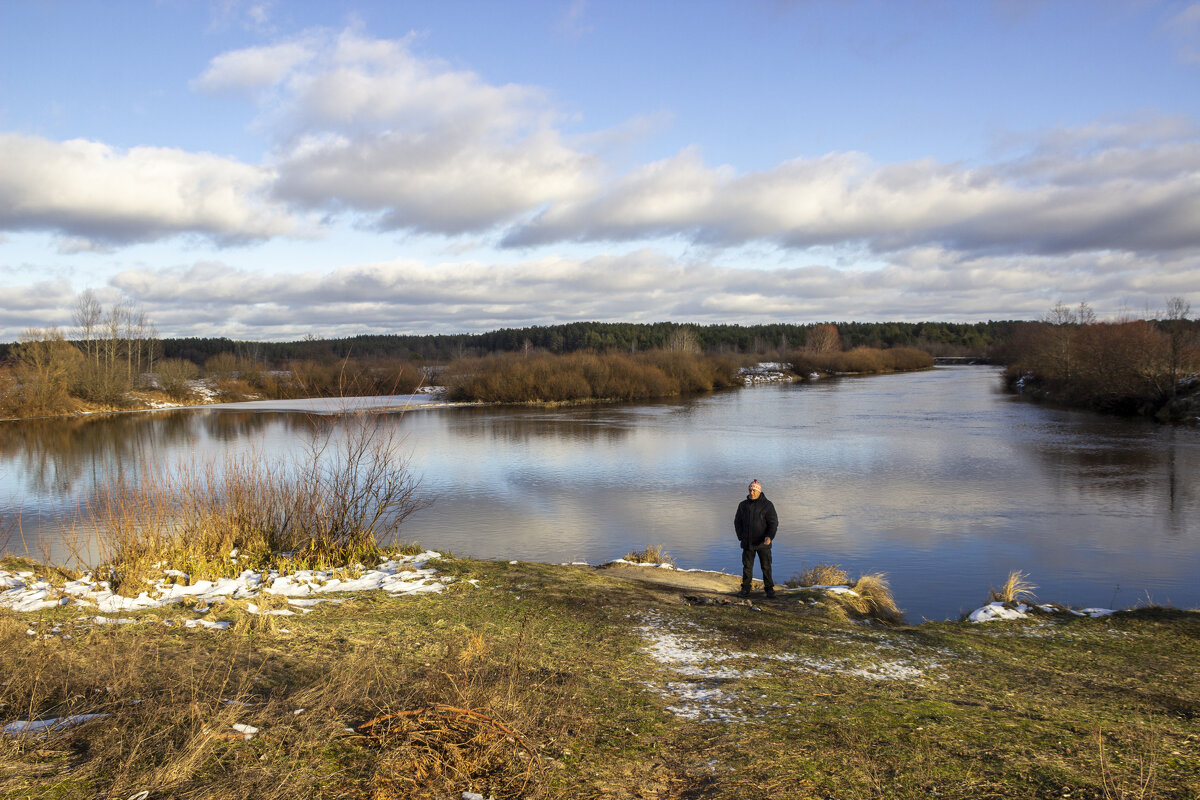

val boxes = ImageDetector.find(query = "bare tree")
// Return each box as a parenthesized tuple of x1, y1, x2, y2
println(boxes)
(666, 326, 701, 354)
(1164, 296, 1194, 399)
(1042, 301, 1080, 384)
(72, 290, 103, 362)
(806, 323, 841, 354)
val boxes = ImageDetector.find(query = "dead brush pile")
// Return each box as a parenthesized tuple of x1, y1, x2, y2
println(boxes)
(321, 616, 580, 799)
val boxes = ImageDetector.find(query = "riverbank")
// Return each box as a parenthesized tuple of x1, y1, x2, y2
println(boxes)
(3, 554, 1197, 799)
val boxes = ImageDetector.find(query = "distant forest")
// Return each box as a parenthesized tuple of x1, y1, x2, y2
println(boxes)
(154, 320, 1016, 364)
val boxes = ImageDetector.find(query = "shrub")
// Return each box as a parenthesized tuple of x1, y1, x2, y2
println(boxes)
(155, 358, 199, 400)
(7, 329, 85, 416)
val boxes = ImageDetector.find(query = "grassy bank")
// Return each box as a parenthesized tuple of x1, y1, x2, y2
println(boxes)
(3, 555, 1198, 799)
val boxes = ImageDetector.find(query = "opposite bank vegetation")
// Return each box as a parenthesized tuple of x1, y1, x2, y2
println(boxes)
(2, 419, 1198, 799)
(3, 292, 1199, 424)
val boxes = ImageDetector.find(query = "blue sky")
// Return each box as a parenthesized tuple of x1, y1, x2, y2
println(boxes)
(2, 0, 1199, 340)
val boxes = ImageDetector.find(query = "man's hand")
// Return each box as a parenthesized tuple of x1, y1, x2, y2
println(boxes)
(764, 537, 772, 546)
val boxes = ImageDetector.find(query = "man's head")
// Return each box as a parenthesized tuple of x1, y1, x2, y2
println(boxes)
(748, 479, 762, 499)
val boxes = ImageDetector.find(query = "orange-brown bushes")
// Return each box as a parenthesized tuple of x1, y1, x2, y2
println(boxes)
(787, 346, 933, 377)
(1005, 318, 1199, 416)
(443, 351, 739, 403)
(277, 358, 424, 399)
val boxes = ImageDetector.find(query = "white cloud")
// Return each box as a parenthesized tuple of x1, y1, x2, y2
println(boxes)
(556, 0, 594, 40)
(1169, 3, 1200, 64)
(504, 124, 1200, 258)
(0, 245, 1171, 341)
(0, 134, 304, 245)
(54, 236, 114, 255)
(196, 29, 600, 234)
(191, 40, 315, 93)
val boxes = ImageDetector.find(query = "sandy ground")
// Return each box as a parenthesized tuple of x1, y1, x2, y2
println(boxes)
(593, 562, 752, 596)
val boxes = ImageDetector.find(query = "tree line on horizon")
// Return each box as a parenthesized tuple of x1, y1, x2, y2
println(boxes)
(2, 292, 1197, 421)
(145, 319, 1013, 365)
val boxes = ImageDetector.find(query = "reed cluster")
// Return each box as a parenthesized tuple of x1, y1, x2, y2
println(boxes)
(442, 351, 740, 403)
(621, 544, 675, 566)
(70, 419, 428, 590)
(989, 569, 1038, 604)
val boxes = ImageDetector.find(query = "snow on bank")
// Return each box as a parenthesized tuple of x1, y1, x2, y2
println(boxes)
(968, 602, 1116, 623)
(738, 362, 792, 386)
(0, 551, 456, 620)
(634, 610, 946, 722)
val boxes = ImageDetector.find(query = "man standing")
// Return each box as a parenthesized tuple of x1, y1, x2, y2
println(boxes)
(735, 479, 779, 598)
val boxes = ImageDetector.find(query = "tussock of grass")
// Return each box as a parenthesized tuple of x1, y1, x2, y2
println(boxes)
(842, 573, 904, 624)
(622, 543, 675, 566)
(787, 563, 850, 587)
(786, 566, 903, 623)
(989, 569, 1038, 604)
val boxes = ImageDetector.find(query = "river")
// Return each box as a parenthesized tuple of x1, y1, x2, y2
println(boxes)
(2, 366, 1197, 621)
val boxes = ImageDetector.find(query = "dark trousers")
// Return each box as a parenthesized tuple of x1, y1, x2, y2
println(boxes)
(741, 545, 774, 592)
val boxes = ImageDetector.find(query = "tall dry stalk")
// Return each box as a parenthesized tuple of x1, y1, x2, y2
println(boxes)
(1097, 727, 1159, 800)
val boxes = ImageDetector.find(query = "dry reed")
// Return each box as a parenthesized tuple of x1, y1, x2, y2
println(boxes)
(68, 415, 429, 591)
(989, 569, 1038, 604)
(787, 563, 850, 587)
(622, 544, 675, 565)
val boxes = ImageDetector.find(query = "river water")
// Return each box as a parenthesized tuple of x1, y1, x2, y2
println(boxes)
(2, 366, 1197, 621)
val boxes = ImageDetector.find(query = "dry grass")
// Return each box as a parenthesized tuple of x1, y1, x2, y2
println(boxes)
(0, 595, 585, 799)
(4, 559, 1200, 798)
(622, 544, 675, 566)
(786, 563, 850, 587)
(989, 569, 1038, 604)
(1097, 726, 1161, 800)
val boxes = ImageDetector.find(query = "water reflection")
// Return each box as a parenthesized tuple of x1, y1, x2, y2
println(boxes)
(2, 367, 1198, 620)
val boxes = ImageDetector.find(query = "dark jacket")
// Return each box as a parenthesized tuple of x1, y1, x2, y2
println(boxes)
(735, 493, 778, 549)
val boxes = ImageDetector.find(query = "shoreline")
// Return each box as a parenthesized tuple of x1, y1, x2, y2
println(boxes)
(1, 552, 1174, 626)
(0, 361, 952, 424)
